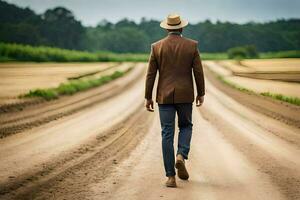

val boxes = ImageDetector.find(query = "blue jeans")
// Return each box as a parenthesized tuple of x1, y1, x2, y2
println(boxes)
(158, 103, 193, 177)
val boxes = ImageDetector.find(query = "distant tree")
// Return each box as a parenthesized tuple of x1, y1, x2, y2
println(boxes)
(97, 19, 113, 30)
(115, 18, 137, 28)
(139, 19, 165, 44)
(40, 7, 85, 49)
(0, 23, 42, 45)
(0, 0, 40, 24)
(101, 27, 149, 53)
(1, 0, 300, 53)
(0, 0, 43, 44)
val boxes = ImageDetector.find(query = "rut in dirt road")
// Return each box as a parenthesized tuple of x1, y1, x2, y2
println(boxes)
(0, 63, 142, 138)
(95, 79, 300, 200)
(5, 77, 298, 200)
(0, 64, 147, 199)
(0, 64, 300, 200)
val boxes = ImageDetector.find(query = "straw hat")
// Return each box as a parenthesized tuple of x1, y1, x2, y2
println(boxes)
(160, 14, 188, 30)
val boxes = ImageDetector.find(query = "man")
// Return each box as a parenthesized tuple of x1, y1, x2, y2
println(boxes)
(144, 14, 205, 188)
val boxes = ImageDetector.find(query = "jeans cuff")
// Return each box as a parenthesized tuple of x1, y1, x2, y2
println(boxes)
(176, 152, 188, 160)
(166, 171, 176, 177)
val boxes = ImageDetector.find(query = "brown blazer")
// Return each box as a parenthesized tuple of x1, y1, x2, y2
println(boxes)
(145, 33, 205, 104)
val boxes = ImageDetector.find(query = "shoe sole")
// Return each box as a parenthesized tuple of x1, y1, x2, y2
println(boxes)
(165, 183, 177, 188)
(175, 160, 189, 180)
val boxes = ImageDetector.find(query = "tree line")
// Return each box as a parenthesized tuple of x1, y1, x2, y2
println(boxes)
(1, 0, 299, 53)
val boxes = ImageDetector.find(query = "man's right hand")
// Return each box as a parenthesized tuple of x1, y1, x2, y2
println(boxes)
(196, 95, 204, 107)
(145, 99, 154, 112)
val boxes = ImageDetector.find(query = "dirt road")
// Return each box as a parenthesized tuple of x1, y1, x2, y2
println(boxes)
(0, 63, 300, 200)
(94, 78, 300, 200)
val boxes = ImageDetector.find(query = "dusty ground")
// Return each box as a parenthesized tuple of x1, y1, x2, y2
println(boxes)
(0, 62, 132, 105)
(203, 66, 300, 129)
(205, 61, 300, 98)
(217, 59, 300, 82)
(226, 76, 300, 98)
(219, 59, 300, 73)
(0, 64, 147, 198)
(0, 62, 299, 200)
(0, 63, 143, 138)
(241, 59, 300, 72)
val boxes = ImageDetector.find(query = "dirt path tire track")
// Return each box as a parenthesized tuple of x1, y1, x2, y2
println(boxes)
(200, 102, 300, 199)
(1, 62, 299, 200)
(0, 64, 144, 138)
(84, 106, 290, 200)
(89, 78, 300, 200)
(0, 101, 154, 200)
(203, 65, 300, 129)
(200, 107, 300, 200)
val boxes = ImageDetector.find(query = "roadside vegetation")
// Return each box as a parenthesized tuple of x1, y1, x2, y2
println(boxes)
(21, 67, 133, 100)
(216, 75, 300, 106)
(260, 51, 300, 59)
(0, 43, 228, 62)
(227, 45, 300, 60)
(0, 43, 147, 62)
(217, 75, 255, 93)
(260, 92, 300, 106)
(1, 43, 300, 63)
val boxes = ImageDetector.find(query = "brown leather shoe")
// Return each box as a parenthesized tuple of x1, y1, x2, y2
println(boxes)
(165, 176, 177, 188)
(175, 154, 189, 180)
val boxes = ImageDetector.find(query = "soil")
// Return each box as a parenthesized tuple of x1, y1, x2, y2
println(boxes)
(0, 62, 299, 200)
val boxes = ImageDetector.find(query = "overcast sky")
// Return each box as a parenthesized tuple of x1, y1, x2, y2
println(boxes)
(6, 0, 300, 26)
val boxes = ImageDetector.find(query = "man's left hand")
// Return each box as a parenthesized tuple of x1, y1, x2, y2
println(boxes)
(145, 99, 154, 112)
(196, 95, 204, 107)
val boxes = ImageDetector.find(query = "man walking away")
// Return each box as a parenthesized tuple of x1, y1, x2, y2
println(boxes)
(144, 14, 205, 188)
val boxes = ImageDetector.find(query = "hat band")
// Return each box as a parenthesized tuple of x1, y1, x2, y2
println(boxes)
(167, 21, 181, 26)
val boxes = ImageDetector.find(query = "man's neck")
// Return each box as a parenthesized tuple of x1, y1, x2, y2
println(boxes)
(168, 31, 182, 37)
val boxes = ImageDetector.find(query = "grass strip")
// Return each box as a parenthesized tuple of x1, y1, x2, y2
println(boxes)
(21, 67, 133, 101)
(217, 75, 255, 93)
(260, 92, 300, 106)
(216, 75, 300, 106)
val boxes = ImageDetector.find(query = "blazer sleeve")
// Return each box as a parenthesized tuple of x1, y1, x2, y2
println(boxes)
(192, 43, 205, 97)
(145, 44, 158, 100)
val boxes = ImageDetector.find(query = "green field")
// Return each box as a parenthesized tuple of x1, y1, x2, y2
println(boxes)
(1, 43, 300, 63)
(260, 51, 300, 59)
(0, 43, 147, 62)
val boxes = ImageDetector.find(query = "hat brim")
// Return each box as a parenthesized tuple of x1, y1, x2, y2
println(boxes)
(160, 19, 188, 30)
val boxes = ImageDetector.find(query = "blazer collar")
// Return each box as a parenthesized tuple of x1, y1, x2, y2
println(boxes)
(168, 32, 182, 37)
